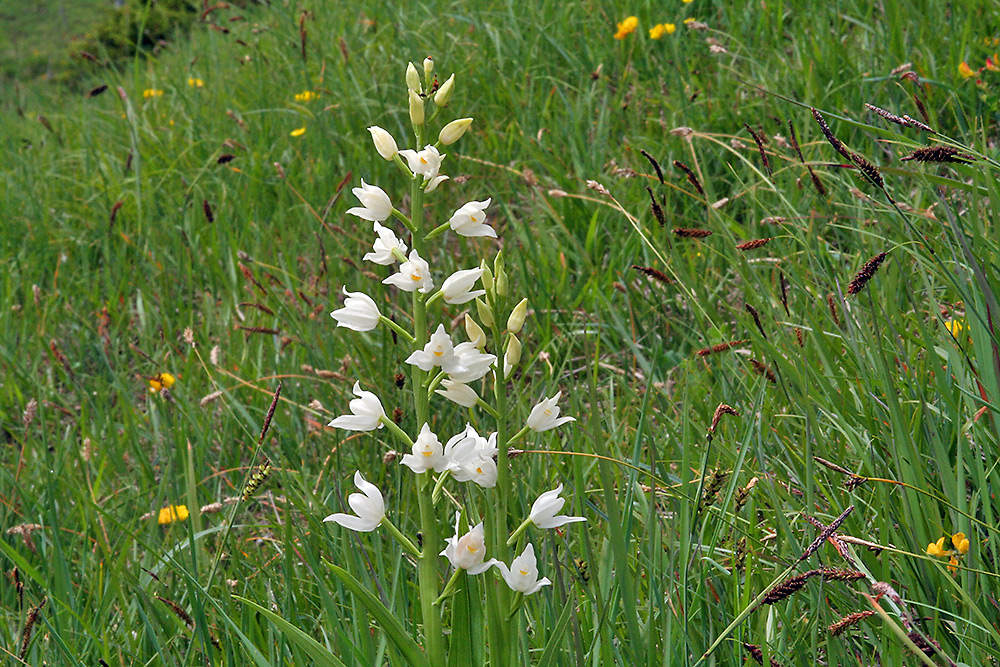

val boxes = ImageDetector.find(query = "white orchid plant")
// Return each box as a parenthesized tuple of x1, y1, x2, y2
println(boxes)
(321, 57, 584, 666)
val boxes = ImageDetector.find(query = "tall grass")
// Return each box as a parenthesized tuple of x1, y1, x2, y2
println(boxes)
(2, 0, 1000, 664)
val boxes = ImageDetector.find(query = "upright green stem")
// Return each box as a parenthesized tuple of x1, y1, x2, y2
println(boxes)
(408, 165, 445, 664)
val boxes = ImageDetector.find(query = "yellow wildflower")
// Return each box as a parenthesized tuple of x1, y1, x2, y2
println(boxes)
(187, 78, 204, 88)
(683, 0, 694, 3)
(158, 505, 189, 525)
(142, 88, 164, 98)
(958, 61, 976, 78)
(948, 555, 959, 574)
(649, 23, 676, 38)
(986, 54, 999, 72)
(149, 372, 176, 393)
(614, 16, 639, 39)
(926, 536, 951, 557)
(290, 127, 306, 137)
(684, 17, 696, 24)
(952, 532, 970, 555)
(294, 90, 318, 102)
(944, 319, 965, 336)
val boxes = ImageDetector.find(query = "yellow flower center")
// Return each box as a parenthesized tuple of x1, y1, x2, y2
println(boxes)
(410, 273, 422, 281)
(519, 569, 529, 576)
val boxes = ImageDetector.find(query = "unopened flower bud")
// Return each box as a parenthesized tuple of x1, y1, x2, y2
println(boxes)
(435, 73, 455, 107)
(423, 57, 434, 80)
(507, 298, 528, 333)
(438, 118, 473, 145)
(406, 62, 421, 93)
(367, 126, 398, 161)
(476, 297, 494, 328)
(465, 313, 487, 349)
(495, 265, 509, 297)
(504, 334, 522, 373)
(408, 89, 425, 126)
(480, 259, 494, 291)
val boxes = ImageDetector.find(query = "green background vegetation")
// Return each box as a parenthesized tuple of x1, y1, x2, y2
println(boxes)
(2, 0, 1000, 665)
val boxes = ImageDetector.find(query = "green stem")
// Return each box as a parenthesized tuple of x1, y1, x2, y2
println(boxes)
(434, 567, 464, 606)
(506, 517, 532, 547)
(379, 416, 415, 450)
(423, 220, 452, 240)
(382, 517, 421, 557)
(379, 316, 416, 344)
(408, 157, 445, 665)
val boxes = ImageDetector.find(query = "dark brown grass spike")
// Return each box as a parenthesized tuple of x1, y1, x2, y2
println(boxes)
(646, 186, 666, 225)
(631, 264, 673, 285)
(709, 403, 740, 433)
(696, 340, 749, 356)
(673, 160, 705, 197)
(900, 146, 972, 164)
(847, 251, 889, 295)
(673, 227, 712, 238)
(640, 149, 665, 184)
(788, 118, 827, 196)
(736, 238, 774, 251)
(828, 610, 876, 636)
(744, 123, 772, 177)
(762, 570, 819, 605)
(745, 303, 767, 339)
(799, 505, 854, 562)
(811, 108, 852, 160)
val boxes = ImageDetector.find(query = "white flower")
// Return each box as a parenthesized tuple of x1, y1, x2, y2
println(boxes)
(439, 118, 473, 145)
(363, 222, 407, 265)
(405, 324, 466, 374)
(448, 198, 495, 238)
(528, 484, 586, 529)
(441, 268, 486, 305)
(449, 342, 496, 383)
(425, 174, 449, 193)
(526, 392, 575, 432)
(328, 382, 385, 431)
(398, 145, 445, 182)
(435, 379, 480, 408)
(367, 126, 398, 161)
(496, 544, 551, 595)
(400, 423, 448, 474)
(330, 287, 380, 332)
(441, 516, 498, 574)
(383, 250, 434, 293)
(323, 471, 385, 532)
(444, 425, 498, 487)
(346, 180, 393, 222)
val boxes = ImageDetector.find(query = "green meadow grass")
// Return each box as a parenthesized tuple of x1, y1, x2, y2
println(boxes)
(2, 0, 1000, 664)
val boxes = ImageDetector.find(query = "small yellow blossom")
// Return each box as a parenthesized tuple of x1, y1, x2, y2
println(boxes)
(944, 319, 965, 336)
(948, 555, 959, 574)
(614, 16, 639, 39)
(187, 78, 204, 88)
(683, 17, 696, 24)
(149, 372, 176, 393)
(926, 536, 951, 557)
(142, 88, 164, 98)
(952, 532, 970, 555)
(958, 61, 976, 78)
(290, 127, 307, 137)
(294, 90, 318, 102)
(683, 0, 694, 3)
(158, 505, 189, 525)
(649, 23, 676, 38)
(986, 54, 999, 72)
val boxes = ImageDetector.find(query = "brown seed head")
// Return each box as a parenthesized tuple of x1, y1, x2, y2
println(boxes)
(847, 251, 889, 295)
(900, 145, 973, 163)
(736, 237, 774, 251)
(828, 610, 877, 636)
(673, 227, 712, 238)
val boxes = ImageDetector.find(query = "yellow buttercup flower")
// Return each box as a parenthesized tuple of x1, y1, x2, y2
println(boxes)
(944, 319, 965, 336)
(290, 127, 306, 137)
(952, 532, 970, 555)
(684, 17, 696, 24)
(149, 372, 176, 393)
(143, 88, 164, 98)
(294, 90, 318, 102)
(187, 77, 204, 88)
(683, 0, 694, 3)
(614, 16, 639, 39)
(958, 61, 976, 78)
(158, 505, 189, 525)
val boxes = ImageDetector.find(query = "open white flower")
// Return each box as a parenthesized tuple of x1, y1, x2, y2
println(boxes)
(383, 250, 434, 293)
(448, 198, 495, 238)
(449, 342, 496, 383)
(331, 287, 380, 331)
(399, 145, 444, 181)
(528, 483, 586, 529)
(441, 517, 498, 574)
(526, 392, 575, 432)
(405, 324, 466, 374)
(367, 126, 398, 161)
(323, 471, 385, 532)
(328, 382, 385, 431)
(346, 180, 393, 222)
(497, 544, 551, 595)
(436, 379, 480, 408)
(400, 423, 448, 474)
(363, 222, 407, 265)
(441, 267, 486, 305)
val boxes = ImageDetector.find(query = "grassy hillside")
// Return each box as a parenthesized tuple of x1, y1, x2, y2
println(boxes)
(2, 0, 1000, 665)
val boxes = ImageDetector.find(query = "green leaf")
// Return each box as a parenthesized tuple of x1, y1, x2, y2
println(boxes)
(536, 594, 575, 667)
(325, 561, 432, 667)
(233, 595, 348, 667)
